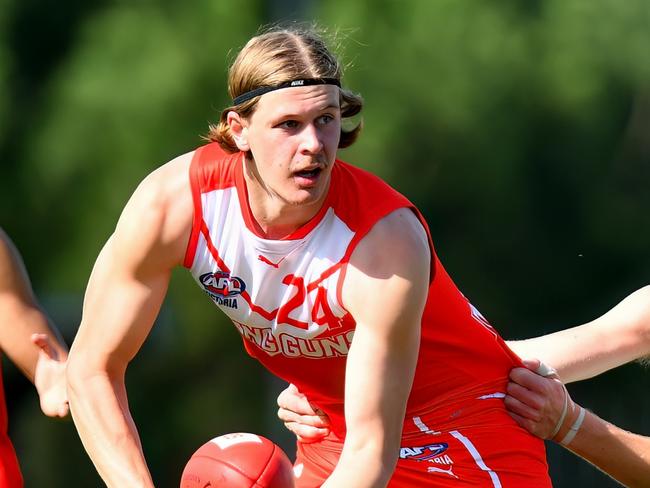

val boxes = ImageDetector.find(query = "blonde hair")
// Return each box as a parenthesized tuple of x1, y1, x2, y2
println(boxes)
(207, 26, 363, 153)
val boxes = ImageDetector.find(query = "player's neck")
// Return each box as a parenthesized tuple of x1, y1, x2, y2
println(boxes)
(246, 196, 324, 239)
(243, 159, 330, 240)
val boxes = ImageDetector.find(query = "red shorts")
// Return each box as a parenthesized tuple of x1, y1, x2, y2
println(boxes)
(293, 420, 550, 487)
(0, 435, 22, 488)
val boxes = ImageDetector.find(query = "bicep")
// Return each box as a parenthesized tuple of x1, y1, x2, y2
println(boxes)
(71, 175, 188, 375)
(74, 237, 170, 373)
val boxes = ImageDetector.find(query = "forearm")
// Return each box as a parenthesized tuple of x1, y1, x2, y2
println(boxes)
(0, 229, 68, 380)
(566, 409, 650, 488)
(507, 330, 621, 383)
(0, 301, 66, 382)
(508, 286, 650, 383)
(322, 438, 394, 488)
(323, 209, 427, 487)
(323, 328, 411, 488)
(506, 365, 650, 488)
(67, 365, 154, 487)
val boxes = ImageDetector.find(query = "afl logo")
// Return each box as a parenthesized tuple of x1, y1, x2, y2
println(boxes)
(200, 271, 246, 297)
(399, 443, 449, 462)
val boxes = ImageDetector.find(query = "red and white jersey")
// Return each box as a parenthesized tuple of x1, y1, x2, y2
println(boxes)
(184, 143, 415, 425)
(185, 143, 550, 486)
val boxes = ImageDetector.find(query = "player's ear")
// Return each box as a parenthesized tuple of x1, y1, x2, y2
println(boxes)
(227, 111, 250, 152)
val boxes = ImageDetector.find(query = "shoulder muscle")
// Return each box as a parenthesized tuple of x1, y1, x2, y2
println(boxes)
(342, 208, 430, 324)
(111, 151, 194, 274)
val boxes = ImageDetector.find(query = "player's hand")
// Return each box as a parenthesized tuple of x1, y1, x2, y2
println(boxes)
(31, 333, 69, 418)
(504, 358, 576, 440)
(277, 383, 331, 443)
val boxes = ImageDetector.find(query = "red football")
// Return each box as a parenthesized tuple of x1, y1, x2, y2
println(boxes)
(180, 433, 295, 488)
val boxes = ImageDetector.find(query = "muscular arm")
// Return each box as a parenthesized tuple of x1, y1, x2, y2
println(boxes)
(507, 286, 650, 383)
(322, 209, 430, 488)
(66, 155, 192, 486)
(0, 228, 69, 416)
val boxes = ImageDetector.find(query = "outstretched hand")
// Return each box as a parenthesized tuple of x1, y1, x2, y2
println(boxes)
(277, 383, 331, 443)
(31, 333, 69, 418)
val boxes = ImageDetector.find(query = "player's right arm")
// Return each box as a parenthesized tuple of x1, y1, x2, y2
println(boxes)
(66, 155, 192, 487)
(507, 285, 650, 383)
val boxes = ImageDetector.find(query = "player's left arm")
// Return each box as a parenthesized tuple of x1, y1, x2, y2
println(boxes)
(0, 228, 69, 417)
(322, 208, 430, 488)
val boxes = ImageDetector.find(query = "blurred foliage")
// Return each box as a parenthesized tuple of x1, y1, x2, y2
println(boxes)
(0, 0, 648, 486)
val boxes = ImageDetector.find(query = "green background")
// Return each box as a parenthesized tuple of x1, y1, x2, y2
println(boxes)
(1, 0, 648, 486)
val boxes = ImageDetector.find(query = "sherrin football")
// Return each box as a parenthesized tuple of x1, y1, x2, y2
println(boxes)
(180, 433, 295, 488)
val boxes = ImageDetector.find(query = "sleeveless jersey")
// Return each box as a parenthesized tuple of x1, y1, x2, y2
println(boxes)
(0, 362, 23, 488)
(184, 143, 550, 487)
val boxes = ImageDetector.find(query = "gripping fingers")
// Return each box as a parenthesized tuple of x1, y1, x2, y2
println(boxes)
(509, 367, 551, 392)
(504, 389, 543, 422)
(277, 407, 330, 428)
(506, 410, 545, 438)
(505, 396, 556, 439)
(276, 383, 331, 426)
(277, 384, 316, 414)
(506, 381, 545, 414)
(283, 421, 330, 444)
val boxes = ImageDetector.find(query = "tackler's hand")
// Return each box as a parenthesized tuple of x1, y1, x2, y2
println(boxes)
(505, 359, 584, 445)
(277, 383, 331, 443)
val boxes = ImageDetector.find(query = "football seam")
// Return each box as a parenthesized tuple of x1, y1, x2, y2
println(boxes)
(191, 454, 258, 484)
(255, 444, 281, 487)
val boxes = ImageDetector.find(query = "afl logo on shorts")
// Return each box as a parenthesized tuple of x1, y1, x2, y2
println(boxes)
(400, 442, 449, 461)
(200, 271, 246, 297)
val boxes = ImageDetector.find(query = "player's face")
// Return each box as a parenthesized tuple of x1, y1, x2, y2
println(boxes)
(240, 85, 341, 208)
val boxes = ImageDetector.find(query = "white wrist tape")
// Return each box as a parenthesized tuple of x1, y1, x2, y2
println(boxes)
(559, 406, 586, 446)
(549, 385, 569, 439)
(536, 361, 558, 378)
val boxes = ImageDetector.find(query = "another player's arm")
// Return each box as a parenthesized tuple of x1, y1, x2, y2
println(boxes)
(506, 362, 650, 488)
(322, 208, 430, 488)
(0, 228, 69, 417)
(276, 383, 331, 443)
(67, 159, 191, 487)
(507, 285, 650, 383)
(564, 410, 650, 487)
(0, 228, 68, 381)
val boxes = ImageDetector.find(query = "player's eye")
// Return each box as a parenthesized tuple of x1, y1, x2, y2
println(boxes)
(317, 114, 334, 125)
(278, 120, 300, 130)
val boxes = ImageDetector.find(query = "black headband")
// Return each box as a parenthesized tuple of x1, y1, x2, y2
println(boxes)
(232, 78, 341, 106)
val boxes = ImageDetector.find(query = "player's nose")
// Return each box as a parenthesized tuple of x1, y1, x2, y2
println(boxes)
(299, 123, 324, 154)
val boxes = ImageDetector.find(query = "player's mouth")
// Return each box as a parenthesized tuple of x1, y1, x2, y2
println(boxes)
(292, 166, 323, 186)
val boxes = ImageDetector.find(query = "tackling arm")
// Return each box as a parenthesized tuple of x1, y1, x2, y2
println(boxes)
(322, 208, 430, 488)
(506, 361, 650, 488)
(507, 286, 650, 383)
